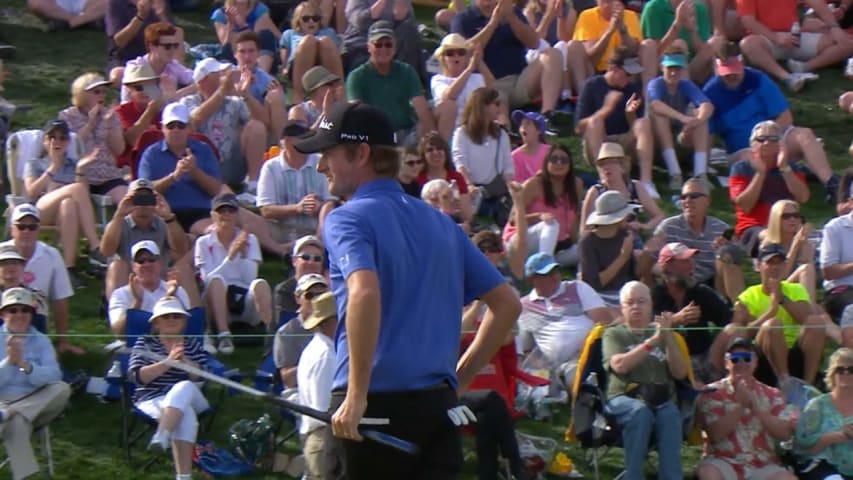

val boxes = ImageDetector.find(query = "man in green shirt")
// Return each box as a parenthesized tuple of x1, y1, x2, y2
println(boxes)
(640, 0, 722, 82)
(345, 21, 436, 146)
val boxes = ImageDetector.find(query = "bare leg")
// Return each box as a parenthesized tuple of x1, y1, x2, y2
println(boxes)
(27, 0, 76, 22)
(565, 40, 593, 93)
(172, 440, 194, 476)
(788, 263, 816, 302)
(173, 254, 200, 309)
(639, 39, 658, 95)
(651, 113, 675, 151)
(756, 318, 790, 379)
(240, 119, 267, 182)
(203, 277, 230, 334)
(632, 117, 654, 183)
(290, 35, 319, 102)
(785, 127, 833, 184)
(257, 54, 273, 74)
(800, 314, 827, 384)
(238, 208, 288, 256)
(696, 464, 727, 480)
(57, 198, 81, 267)
(533, 48, 562, 112)
(68, 0, 106, 28)
(805, 35, 853, 71)
(581, 116, 606, 166)
(105, 259, 129, 301)
(435, 9, 455, 31)
(266, 89, 286, 140)
(715, 259, 745, 303)
(740, 35, 790, 81)
(251, 280, 272, 327)
(318, 37, 344, 78)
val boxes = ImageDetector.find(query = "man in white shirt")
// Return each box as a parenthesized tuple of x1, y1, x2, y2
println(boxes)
(256, 120, 331, 243)
(194, 193, 272, 354)
(820, 200, 853, 322)
(296, 291, 337, 480)
(517, 252, 611, 382)
(108, 240, 190, 336)
(0, 204, 80, 355)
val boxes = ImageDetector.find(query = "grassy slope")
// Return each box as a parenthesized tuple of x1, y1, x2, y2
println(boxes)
(1, 0, 851, 477)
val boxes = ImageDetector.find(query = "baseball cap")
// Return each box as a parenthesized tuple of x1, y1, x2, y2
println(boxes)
(150, 296, 188, 322)
(596, 142, 626, 162)
(130, 240, 160, 259)
(657, 242, 699, 264)
(294, 102, 396, 154)
(281, 119, 310, 138)
(524, 252, 560, 277)
(725, 337, 756, 353)
(367, 20, 395, 43)
(0, 287, 34, 311)
(192, 57, 231, 83)
(43, 119, 70, 137)
(661, 53, 687, 68)
(162, 102, 190, 125)
(129, 178, 154, 193)
(302, 291, 337, 329)
(12, 203, 40, 223)
(0, 245, 25, 263)
(714, 42, 744, 76)
(211, 192, 240, 211)
(758, 243, 787, 262)
(122, 63, 160, 84)
(511, 110, 546, 134)
(586, 191, 636, 227)
(292, 235, 323, 256)
(295, 273, 329, 296)
(302, 65, 340, 94)
(609, 47, 644, 75)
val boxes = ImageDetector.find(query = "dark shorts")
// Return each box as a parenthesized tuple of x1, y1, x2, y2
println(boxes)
(794, 458, 853, 480)
(754, 341, 805, 387)
(173, 208, 210, 233)
(89, 178, 128, 196)
(824, 284, 853, 322)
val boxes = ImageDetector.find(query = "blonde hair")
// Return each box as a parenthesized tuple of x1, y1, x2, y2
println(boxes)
(763, 199, 799, 245)
(291, 1, 320, 30)
(70, 72, 105, 107)
(825, 347, 853, 390)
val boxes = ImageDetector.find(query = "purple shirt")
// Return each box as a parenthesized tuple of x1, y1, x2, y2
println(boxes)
(105, 0, 170, 69)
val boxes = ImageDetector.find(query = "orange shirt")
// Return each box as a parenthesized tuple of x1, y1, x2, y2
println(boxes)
(736, 0, 798, 33)
(573, 6, 642, 72)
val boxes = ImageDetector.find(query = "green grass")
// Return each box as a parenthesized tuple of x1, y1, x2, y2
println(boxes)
(1, 0, 851, 477)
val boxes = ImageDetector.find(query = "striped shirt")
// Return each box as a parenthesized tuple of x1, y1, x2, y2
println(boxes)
(654, 214, 729, 283)
(256, 153, 330, 233)
(128, 336, 208, 403)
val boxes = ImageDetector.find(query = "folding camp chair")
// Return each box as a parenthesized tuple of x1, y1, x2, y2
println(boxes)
(253, 310, 300, 447)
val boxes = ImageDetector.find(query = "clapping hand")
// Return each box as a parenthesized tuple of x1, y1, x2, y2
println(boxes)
(6, 336, 23, 367)
(167, 343, 184, 361)
(227, 230, 250, 260)
(129, 272, 144, 307)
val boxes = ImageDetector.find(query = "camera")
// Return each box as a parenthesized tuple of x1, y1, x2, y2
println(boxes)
(132, 192, 156, 206)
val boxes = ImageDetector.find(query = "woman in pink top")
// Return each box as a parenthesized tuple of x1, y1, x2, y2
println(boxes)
(503, 144, 584, 266)
(510, 110, 549, 183)
(416, 132, 474, 222)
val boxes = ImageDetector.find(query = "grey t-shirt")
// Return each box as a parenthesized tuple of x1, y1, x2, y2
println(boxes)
(116, 216, 171, 263)
(273, 317, 313, 370)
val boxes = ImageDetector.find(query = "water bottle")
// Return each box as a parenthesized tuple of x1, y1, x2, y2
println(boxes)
(791, 21, 801, 44)
(106, 360, 123, 382)
(587, 372, 598, 387)
(450, 179, 460, 200)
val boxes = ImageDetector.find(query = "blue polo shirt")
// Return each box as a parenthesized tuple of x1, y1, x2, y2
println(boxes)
(703, 68, 788, 153)
(323, 179, 504, 392)
(646, 77, 709, 113)
(451, 6, 528, 79)
(137, 138, 221, 211)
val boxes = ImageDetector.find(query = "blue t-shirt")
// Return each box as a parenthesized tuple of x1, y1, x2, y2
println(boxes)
(451, 6, 528, 79)
(323, 179, 504, 392)
(575, 75, 644, 135)
(248, 66, 275, 103)
(278, 28, 340, 65)
(703, 68, 788, 153)
(210, 2, 269, 27)
(646, 76, 709, 113)
(138, 138, 221, 211)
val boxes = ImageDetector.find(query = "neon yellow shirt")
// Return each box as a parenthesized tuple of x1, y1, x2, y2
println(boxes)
(737, 282, 810, 348)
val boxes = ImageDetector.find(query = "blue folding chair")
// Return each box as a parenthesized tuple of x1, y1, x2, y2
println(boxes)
(253, 310, 299, 446)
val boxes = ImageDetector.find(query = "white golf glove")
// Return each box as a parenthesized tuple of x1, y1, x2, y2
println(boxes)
(447, 405, 477, 426)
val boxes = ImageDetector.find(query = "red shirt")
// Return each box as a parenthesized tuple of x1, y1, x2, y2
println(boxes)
(416, 170, 469, 194)
(115, 101, 161, 168)
(728, 160, 805, 237)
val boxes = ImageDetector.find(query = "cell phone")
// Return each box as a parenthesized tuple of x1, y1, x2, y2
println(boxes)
(132, 192, 156, 206)
(722, 228, 735, 241)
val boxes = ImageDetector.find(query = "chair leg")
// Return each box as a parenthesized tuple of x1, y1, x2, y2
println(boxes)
(40, 426, 54, 478)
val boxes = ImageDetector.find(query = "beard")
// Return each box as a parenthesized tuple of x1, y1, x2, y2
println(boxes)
(665, 272, 695, 289)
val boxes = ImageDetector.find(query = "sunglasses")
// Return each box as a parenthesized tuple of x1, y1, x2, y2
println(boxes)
(781, 212, 803, 221)
(301, 15, 321, 23)
(4, 307, 32, 315)
(404, 160, 424, 167)
(303, 290, 325, 300)
(372, 40, 394, 49)
(680, 192, 707, 200)
(134, 256, 159, 264)
(548, 155, 571, 165)
(129, 84, 146, 92)
(48, 135, 69, 141)
(14, 224, 39, 231)
(297, 253, 323, 263)
(90, 88, 105, 95)
(166, 122, 187, 130)
(834, 365, 853, 375)
(443, 49, 467, 57)
(156, 42, 181, 50)
(754, 135, 780, 143)
(726, 352, 753, 364)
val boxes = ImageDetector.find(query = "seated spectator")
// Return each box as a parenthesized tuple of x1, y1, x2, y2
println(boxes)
(510, 110, 548, 183)
(578, 190, 653, 304)
(194, 193, 272, 354)
(274, 272, 329, 388)
(646, 41, 714, 188)
(180, 58, 268, 191)
(105, 0, 173, 71)
(844, 307, 853, 348)
(602, 281, 687, 479)
(793, 347, 853, 480)
(288, 65, 343, 128)
(100, 179, 196, 305)
(257, 120, 331, 244)
(23, 119, 110, 275)
(728, 121, 810, 256)
(340, 0, 425, 82)
(431, 34, 496, 140)
(232, 30, 287, 140)
(345, 22, 436, 145)
(452, 87, 514, 227)
(452, 0, 563, 120)
(696, 338, 797, 480)
(0, 205, 81, 354)
(762, 200, 817, 301)
(575, 46, 658, 199)
(27, 0, 105, 30)
(296, 291, 338, 480)
(569, 0, 657, 93)
(517, 252, 610, 381)
(273, 235, 325, 324)
(118, 23, 194, 103)
(397, 145, 423, 197)
(58, 73, 128, 204)
(421, 179, 472, 232)
(653, 177, 744, 303)
(738, 0, 851, 91)
(115, 63, 164, 164)
(0, 288, 71, 480)
(211, 0, 279, 72)
(108, 240, 190, 336)
(416, 131, 471, 205)
(652, 242, 732, 383)
(279, 1, 342, 102)
(522, 0, 578, 97)
(821, 183, 853, 322)
(704, 42, 839, 201)
(641, 0, 720, 83)
(732, 243, 828, 392)
(504, 144, 584, 265)
(473, 193, 525, 283)
(128, 296, 209, 480)
(580, 142, 663, 235)
(0, 246, 48, 318)
(708, 0, 743, 40)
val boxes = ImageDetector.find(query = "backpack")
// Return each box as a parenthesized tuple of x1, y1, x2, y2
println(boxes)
(571, 383, 619, 448)
(228, 414, 275, 468)
(193, 440, 254, 478)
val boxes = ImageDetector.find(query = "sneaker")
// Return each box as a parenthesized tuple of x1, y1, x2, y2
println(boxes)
(786, 58, 808, 74)
(667, 173, 683, 191)
(543, 110, 573, 136)
(68, 271, 86, 290)
(203, 335, 218, 355)
(218, 334, 235, 355)
(148, 429, 170, 452)
(783, 74, 806, 93)
(825, 174, 841, 204)
(641, 180, 661, 200)
(88, 248, 109, 269)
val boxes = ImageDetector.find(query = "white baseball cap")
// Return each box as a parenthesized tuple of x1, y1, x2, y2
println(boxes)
(150, 296, 188, 322)
(11, 203, 40, 223)
(130, 240, 160, 259)
(162, 102, 190, 125)
(192, 58, 231, 83)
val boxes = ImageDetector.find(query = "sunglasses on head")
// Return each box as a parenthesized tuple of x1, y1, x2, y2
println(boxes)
(4, 306, 31, 315)
(548, 155, 571, 165)
(166, 122, 187, 130)
(14, 223, 39, 231)
(297, 253, 323, 262)
(680, 192, 707, 200)
(301, 15, 321, 22)
(373, 40, 394, 49)
(755, 135, 780, 143)
(134, 255, 159, 264)
(443, 49, 467, 57)
(726, 351, 753, 364)
(156, 42, 181, 50)
(48, 134, 69, 141)
(404, 159, 424, 167)
(781, 212, 803, 221)
(834, 365, 853, 375)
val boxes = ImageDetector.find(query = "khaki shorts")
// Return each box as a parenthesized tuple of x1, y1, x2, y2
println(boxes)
(582, 132, 636, 167)
(494, 66, 536, 109)
(698, 457, 791, 480)
(760, 32, 821, 61)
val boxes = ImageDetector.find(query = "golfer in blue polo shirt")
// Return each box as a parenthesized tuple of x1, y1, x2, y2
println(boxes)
(295, 101, 521, 479)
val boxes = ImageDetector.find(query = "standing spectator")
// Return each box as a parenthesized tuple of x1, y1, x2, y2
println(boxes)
(0, 205, 81, 355)
(257, 120, 331, 243)
(510, 110, 548, 183)
(821, 188, 853, 321)
(279, 1, 343, 102)
(27, 0, 105, 30)
(211, 0, 280, 73)
(274, 272, 329, 388)
(118, 23, 194, 103)
(105, 0, 172, 71)
(233, 30, 288, 140)
(640, 0, 719, 83)
(0, 288, 71, 480)
(345, 21, 436, 145)
(762, 200, 817, 301)
(289, 65, 342, 128)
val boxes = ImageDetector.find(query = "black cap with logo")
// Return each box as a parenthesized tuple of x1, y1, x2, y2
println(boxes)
(293, 101, 396, 154)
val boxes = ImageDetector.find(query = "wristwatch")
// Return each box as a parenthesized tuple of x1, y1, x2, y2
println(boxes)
(779, 165, 792, 173)
(18, 363, 32, 375)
